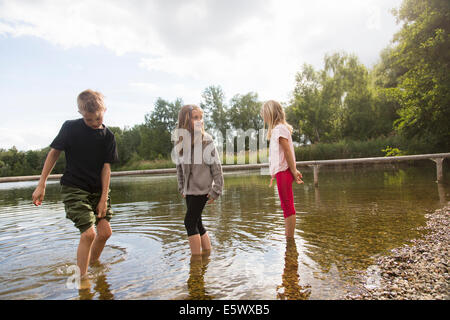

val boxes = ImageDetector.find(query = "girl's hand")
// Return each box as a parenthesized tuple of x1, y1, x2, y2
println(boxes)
(182, 193, 186, 198)
(32, 185, 45, 206)
(207, 194, 215, 204)
(292, 170, 304, 184)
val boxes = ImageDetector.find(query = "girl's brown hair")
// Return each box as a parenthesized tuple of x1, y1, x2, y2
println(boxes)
(175, 104, 205, 155)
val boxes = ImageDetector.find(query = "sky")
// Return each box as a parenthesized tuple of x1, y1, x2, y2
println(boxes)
(0, 0, 403, 151)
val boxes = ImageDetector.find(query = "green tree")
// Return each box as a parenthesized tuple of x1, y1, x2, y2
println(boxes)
(390, 0, 450, 150)
(139, 98, 182, 160)
(286, 63, 331, 144)
(200, 85, 229, 137)
(109, 125, 142, 166)
(228, 92, 263, 131)
(369, 46, 404, 137)
(24, 150, 37, 169)
(287, 53, 378, 143)
(323, 53, 375, 140)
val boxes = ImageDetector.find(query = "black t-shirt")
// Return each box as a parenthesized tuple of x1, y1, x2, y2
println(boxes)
(50, 118, 118, 193)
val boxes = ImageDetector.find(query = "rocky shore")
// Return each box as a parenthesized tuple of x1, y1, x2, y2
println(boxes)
(344, 204, 449, 300)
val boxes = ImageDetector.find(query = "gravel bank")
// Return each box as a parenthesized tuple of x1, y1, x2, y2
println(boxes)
(344, 204, 449, 300)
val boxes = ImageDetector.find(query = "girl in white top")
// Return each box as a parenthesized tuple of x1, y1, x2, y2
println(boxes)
(261, 100, 303, 238)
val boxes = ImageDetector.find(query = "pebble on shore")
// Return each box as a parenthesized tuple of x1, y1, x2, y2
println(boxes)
(344, 204, 449, 300)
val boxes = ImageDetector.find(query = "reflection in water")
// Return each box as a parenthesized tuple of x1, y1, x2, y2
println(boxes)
(187, 254, 214, 300)
(437, 183, 446, 206)
(314, 186, 320, 208)
(277, 238, 311, 300)
(78, 265, 114, 300)
(297, 165, 447, 282)
(0, 164, 448, 299)
(94, 274, 114, 300)
(78, 283, 95, 300)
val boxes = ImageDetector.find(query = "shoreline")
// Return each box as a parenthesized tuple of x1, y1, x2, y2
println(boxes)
(344, 203, 449, 300)
(1, 152, 448, 183)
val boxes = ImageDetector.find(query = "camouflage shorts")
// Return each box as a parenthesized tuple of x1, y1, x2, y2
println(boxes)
(61, 185, 113, 234)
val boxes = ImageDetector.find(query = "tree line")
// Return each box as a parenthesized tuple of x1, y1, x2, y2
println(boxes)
(287, 0, 449, 152)
(1, 0, 448, 177)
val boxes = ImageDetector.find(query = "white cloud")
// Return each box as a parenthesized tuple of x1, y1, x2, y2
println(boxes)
(128, 81, 202, 105)
(129, 82, 161, 92)
(0, 0, 404, 150)
(0, 126, 60, 151)
(0, 0, 402, 71)
(366, 5, 382, 30)
(0, 0, 165, 54)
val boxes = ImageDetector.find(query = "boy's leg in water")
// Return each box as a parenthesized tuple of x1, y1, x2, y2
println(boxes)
(78, 226, 96, 277)
(89, 190, 113, 264)
(90, 219, 112, 264)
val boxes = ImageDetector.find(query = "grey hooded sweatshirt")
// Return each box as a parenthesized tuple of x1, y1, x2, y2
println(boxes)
(175, 134, 224, 200)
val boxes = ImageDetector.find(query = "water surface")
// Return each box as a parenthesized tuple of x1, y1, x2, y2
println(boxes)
(0, 163, 448, 299)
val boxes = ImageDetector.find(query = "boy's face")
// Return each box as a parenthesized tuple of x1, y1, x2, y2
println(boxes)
(79, 109, 105, 129)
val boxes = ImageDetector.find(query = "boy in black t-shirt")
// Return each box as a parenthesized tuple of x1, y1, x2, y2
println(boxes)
(32, 89, 118, 281)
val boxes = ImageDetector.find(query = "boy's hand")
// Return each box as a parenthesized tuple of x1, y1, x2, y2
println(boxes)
(97, 199, 108, 218)
(207, 194, 215, 204)
(292, 169, 304, 184)
(32, 185, 45, 206)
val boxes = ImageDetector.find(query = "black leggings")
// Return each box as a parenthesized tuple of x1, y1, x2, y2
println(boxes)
(184, 195, 208, 237)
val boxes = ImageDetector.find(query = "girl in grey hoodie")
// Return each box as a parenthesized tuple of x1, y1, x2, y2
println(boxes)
(174, 104, 224, 256)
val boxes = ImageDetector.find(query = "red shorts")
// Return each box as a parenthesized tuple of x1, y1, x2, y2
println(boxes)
(275, 169, 296, 218)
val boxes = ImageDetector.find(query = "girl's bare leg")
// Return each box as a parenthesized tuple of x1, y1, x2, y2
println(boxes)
(200, 232, 211, 253)
(188, 234, 202, 255)
(285, 215, 296, 238)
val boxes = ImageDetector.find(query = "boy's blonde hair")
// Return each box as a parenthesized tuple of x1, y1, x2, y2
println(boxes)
(260, 100, 293, 140)
(77, 89, 106, 113)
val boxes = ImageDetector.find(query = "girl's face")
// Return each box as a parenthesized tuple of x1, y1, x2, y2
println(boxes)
(191, 109, 203, 131)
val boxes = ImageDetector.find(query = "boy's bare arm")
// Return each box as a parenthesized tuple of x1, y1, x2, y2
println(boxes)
(279, 137, 303, 184)
(97, 163, 111, 218)
(32, 148, 61, 206)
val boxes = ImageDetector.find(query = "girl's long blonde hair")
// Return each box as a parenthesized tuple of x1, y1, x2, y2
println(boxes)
(260, 100, 293, 139)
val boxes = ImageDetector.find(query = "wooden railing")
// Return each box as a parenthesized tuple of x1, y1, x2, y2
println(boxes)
(295, 153, 449, 186)
(0, 153, 448, 186)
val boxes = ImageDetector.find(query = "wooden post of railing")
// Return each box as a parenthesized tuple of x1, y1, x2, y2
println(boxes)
(431, 158, 444, 183)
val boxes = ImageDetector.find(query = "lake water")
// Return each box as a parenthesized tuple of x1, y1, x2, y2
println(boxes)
(0, 163, 448, 300)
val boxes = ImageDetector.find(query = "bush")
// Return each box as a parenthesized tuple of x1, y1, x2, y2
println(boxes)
(294, 135, 434, 161)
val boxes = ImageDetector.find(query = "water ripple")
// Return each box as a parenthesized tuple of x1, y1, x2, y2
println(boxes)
(0, 166, 447, 299)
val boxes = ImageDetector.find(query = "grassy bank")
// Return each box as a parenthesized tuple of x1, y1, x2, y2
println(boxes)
(1, 135, 445, 177)
(295, 136, 396, 161)
(293, 135, 443, 161)
(112, 135, 446, 172)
